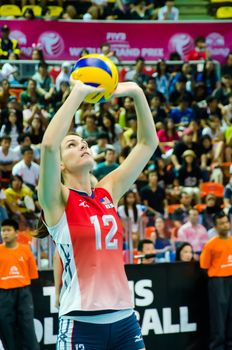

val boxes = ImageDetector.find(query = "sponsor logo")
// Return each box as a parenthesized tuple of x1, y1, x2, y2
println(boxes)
(99, 196, 114, 209)
(10, 266, 19, 275)
(79, 200, 89, 208)
(38, 31, 64, 58)
(206, 32, 230, 58)
(134, 334, 143, 342)
(10, 30, 27, 45)
(168, 33, 194, 59)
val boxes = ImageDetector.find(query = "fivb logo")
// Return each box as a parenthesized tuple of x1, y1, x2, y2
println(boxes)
(168, 33, 194, 59)
(38, 31, 64, 58)
(75, 345, 85, 349)
(106, 32, 126, 41)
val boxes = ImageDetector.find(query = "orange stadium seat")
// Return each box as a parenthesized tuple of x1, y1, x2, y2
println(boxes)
(9, 88, 24, 102)
(167, 204, 181, 214)
(145, 226, 155, 239)
(200, 182, 224, 198)
(0, 5, 21, 17)
(194, 203, 207, 212)
(22, 5, 42, 17)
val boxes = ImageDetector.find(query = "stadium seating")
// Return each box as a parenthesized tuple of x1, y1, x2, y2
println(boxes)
(47, 6, 63, 17)
(22, 5, 42, 17)
(200, 182, 224, 198)
(216, 6, 232, 17)
(0, 5, 21, 17)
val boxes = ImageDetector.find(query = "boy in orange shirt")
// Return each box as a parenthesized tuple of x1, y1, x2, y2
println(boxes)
(200, 212, 232, 350)
(0, 219, 39, 350)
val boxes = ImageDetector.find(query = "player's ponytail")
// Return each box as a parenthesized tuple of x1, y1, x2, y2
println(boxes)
(33, 213, 49, 238)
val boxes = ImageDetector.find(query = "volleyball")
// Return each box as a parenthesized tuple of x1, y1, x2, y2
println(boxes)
(71, 54, 119, 103)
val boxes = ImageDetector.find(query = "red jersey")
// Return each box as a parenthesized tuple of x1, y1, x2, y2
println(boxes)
(47, 187, 133, 316)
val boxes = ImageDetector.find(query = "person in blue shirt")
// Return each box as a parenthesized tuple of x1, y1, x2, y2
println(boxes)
(169, 95, 195, 126)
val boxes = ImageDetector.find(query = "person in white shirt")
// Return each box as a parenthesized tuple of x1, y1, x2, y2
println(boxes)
(0, 136, 17, 180)
(55, 62, 71, 91)
(158, 0, 179, 20)
(12, 146, 39, 190)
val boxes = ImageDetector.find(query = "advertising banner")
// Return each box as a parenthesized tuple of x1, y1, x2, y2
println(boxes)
(0, 20, 231, 63)
(31, 263, 209, 349)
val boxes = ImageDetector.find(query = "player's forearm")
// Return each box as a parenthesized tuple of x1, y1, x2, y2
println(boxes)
(133, 90, 158, 149)
(42, 85, 86, 149)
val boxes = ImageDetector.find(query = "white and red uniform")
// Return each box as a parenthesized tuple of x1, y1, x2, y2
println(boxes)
(47, 187, 133, 317)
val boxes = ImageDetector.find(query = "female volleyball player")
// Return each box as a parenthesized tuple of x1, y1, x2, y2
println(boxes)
(38, 80, 158, 349)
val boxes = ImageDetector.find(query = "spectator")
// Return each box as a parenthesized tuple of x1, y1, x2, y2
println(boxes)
(0, 219, 39, 350)
(224, 165, 232, 211)
(169, 95, 195, 126)
(100, 111, 125, 154)
(118, 190, 149, 247)
(154, 217, 172, 259)
(0, 136, 17, 181)
(196, 59, 219, 95)
(12, 146, 40, 190)
(117, 96, 135, 128)
(20, 79, 44, 109)
(177, 208, 208, 255)
(0, 109, 23, 148)
(154, 157, 175, 188)
(55, 62, 71, 91)
(23, 8, 35, 20)
(100, 42, 120, 64)
(149, 94, 167, 122)
(93, 147, 119, 180)
(200, 212, 232, 350)
(153, 60, 170, 100)
(175, 242, 194, 262)
(158, 0, 179, 20)
(31, 45, 44, 62)
(157, 118, 179, 158)
(169, 76, 193, 106)
(178, 150, 203, 202)
(140, 170, 166, 215)
(90, 132, 110, 165)
(187, 36, 210, 61)
(201, 193, 221, 230)
(172, 191, 193, 224)
(221, 51, 232, 77)
(54, 81, 71, 112)
(0, 189, 8, 224)
(222, 92, 232, 125)
(4, 175, 35, 224)
(214, 74, 232, 106)
(0, 25, 20, 59)
(137, 239, 156, 264)
(123, 115, 137, 145)
(62, 5, 78, 20)
(125, 57, 149, 87)
(130, 0, 153, 20)
(76, 111, 100, 146)
(171, 127, 198, 171)
(13, 133, 40, 162)
(32, 61, 55, 101)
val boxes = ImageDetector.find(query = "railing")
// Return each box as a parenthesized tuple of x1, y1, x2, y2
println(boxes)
(0, 59, 221, 83)
(34, 216, 146, 269)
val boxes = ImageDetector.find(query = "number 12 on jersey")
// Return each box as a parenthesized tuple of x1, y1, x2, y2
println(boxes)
(90, 215, 118, 250)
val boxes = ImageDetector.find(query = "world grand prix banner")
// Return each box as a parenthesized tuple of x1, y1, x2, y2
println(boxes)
(31, 263, 209, 350)
(0, 20, 231, 63)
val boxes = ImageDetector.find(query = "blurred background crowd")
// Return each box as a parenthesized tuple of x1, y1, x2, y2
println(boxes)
(0, 3, 232, 268)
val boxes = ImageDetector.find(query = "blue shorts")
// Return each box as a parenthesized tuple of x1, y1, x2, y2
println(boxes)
(57, 313, 145, 350)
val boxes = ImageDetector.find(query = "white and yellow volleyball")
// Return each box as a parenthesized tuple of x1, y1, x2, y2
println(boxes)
(71, 54, 118, 104)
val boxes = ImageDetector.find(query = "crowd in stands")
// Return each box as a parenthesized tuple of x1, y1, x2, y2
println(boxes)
(0, 26, 232, 266)
(0, 0, 180, 21)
